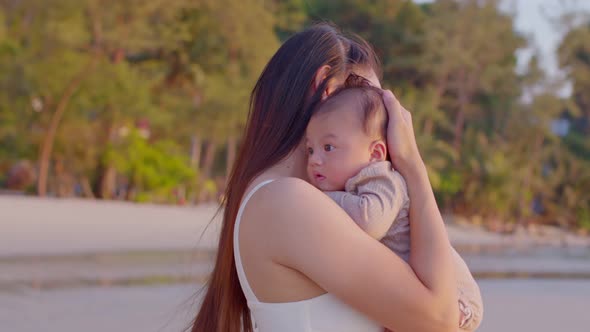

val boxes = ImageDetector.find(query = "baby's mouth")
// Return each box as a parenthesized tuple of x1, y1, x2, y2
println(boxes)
(313, 172, 326, 182)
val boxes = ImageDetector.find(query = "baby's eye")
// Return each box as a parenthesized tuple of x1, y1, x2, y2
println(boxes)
(307, 147, 314, 155)
(324, 144, 334, 152)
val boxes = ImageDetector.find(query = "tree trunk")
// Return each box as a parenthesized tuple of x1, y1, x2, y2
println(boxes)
(190, 135, 201, 169)
(125, 178, 135, 201)
(54, 157, 70, 197)
(201, 141, 217, 179)
(453, 68, 479, 159)
(100, 166, 117, 200)
(424, 78, 448, 136)
(37, 7, 102, 196)
(453, 107, 466, 156)
(423, 119, 434, 136)
(517, 133, 544, 226)
(37, 56, 99, 196)
(226, 136, 237, 178)
(454, 77, 471, 158)
(80, 176, 95, 198)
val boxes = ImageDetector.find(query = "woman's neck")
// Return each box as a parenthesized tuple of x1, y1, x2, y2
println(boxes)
(263, 143, 308, 180)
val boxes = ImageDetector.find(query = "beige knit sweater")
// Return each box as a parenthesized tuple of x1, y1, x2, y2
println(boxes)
(326, 161, 483, 331)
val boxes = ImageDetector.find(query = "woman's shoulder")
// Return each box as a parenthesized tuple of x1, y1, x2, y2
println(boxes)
(249, 177, 343, 223)
(258, 177, 321, 200)
(247, 177, 357, 261)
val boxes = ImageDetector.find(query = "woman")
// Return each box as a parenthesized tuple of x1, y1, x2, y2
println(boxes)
(191, 23, 459, 332)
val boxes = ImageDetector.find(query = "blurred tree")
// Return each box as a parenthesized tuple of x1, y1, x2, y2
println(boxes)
(269, 0, 307, 41)
(420, 0, 524, 155)
(0, 0, 197, 198)
(305, 0, 426, 88)
(558, 21, 590, 134)
(0, 0, 588, 229)
(175, 0, 278, 186)
(556, 19, 590, 230)
(104, 130, 195, 203)
(0, 8, 35, 173)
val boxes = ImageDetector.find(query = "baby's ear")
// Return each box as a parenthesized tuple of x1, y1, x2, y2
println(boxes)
(370, 140, 387, 162)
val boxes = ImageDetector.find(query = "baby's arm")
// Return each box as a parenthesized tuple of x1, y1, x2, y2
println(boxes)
(453, 248, 484, 331)
(325, 161, 408, 240)
(328, 162, 481, 331)
(382, 251, 483, 332)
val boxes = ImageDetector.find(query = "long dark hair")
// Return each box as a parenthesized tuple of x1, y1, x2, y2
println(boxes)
(190, 23, 380, 332)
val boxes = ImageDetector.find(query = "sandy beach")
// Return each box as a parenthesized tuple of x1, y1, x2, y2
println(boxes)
(1, 280, 590, 332)
(2, 195, 588, 256)
(2, 195, 590, 331)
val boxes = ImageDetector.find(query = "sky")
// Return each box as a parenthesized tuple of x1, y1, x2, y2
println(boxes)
(413, 0, 590, 97)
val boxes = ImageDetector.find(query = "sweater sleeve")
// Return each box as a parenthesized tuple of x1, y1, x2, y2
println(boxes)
(453, 247, 484, 331)
(325, 161, 409, 241)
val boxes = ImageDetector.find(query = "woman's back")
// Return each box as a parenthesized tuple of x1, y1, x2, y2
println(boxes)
(234, 179, 382, 332)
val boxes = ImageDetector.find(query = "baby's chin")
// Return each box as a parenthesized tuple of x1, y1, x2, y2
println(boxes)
(314, 180, 345, 192)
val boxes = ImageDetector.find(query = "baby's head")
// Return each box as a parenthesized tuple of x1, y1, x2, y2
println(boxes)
(305, 83, 388, 191)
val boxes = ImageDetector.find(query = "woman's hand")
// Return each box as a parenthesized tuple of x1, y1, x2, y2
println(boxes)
(382, 91, 460, 331)
(382, 90, 424, 178)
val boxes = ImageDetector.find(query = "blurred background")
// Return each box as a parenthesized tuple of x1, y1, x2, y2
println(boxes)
(1, 0, 589, 331)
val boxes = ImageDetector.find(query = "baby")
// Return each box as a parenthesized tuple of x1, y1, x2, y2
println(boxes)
(305, 83, 483, 331)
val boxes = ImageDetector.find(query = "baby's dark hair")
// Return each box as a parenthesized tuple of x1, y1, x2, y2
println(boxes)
(311, 74, 388, 140)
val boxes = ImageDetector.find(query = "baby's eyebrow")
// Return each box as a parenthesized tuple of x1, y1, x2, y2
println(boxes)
(322, 133, 337, 139)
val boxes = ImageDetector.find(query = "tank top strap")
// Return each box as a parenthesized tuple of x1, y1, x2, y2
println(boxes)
(234, 179, 275, 303)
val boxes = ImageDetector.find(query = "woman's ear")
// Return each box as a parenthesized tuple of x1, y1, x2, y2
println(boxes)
(369, 140, 387, 162)
(314, 65, 333, 99)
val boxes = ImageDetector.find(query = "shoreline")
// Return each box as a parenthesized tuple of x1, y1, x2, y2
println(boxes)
(2, 195, 589, 291)
(1, 195, 588, 255)
(2, 246, 590, 292)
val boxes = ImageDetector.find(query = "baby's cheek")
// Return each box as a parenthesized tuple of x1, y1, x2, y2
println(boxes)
(307, 165, 317, 180)
(330, 172, 349, 191)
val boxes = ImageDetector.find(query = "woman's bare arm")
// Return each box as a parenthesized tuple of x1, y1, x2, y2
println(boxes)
(258, 178, 458, 332)
(325, 161, 407, 240)
(405, 162, 459, 324)
(383, 90, 459, 328)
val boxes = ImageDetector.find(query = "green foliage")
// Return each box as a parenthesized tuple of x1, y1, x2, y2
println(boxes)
(578, 208, 590, 231)
(104, 130, 195, 202)
(0, 0, 589, 231)
(269, 0, 308, 41)
(559, 22, 590, 114)
(555, 21, 590, 229)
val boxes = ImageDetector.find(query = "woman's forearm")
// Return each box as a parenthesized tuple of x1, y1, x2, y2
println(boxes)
(381, 89, 459, 328)
(405, 161, 459, 324)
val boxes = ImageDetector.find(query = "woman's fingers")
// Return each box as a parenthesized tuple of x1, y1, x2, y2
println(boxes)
(383, 89, 412, 130)
(402, 109, 415, 137)
(382, 89, 421, 175)
(382, 90, 402, 122)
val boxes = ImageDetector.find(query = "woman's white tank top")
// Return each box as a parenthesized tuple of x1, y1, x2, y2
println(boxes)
(233, 180, 382, 332)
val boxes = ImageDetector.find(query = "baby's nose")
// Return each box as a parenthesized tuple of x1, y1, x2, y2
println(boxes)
(309, 153, 323, 165)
